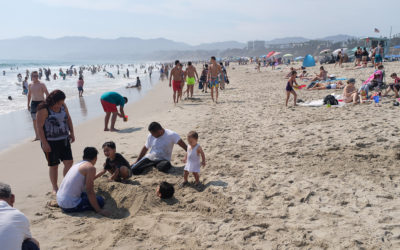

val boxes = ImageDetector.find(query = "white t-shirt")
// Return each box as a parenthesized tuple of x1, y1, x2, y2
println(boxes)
(145, 129, 181, 161)
(0, 200, 32, 250)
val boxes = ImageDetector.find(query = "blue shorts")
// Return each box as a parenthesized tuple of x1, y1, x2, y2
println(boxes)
(78, 87, 83, 91)
(210, 78, 219, 88)
(375, 55, 382, 63)
(61, 192, 105, 213)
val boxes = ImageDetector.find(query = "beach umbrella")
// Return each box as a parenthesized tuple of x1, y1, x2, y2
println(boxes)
(294, 56, 304, 61)
(267, 51, 275, 58)
(283, 54, 293, 57)
(320, 49, 331, 55)
(332, 48, 347, 56)
(272, 52, 281, 57)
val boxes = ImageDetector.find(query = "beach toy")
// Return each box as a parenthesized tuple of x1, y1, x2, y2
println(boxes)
(294, 84, 307, 90)
(373, 96, 380, 104)
(124, 115, 128, 121)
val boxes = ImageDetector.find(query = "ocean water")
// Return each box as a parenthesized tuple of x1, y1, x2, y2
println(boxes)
(0, 60, 156, 115)
(0, 60, 161, 151)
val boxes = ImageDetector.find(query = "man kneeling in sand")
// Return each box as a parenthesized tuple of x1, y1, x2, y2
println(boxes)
(57, 147, 110, 217)
(131, 122, 187, 175)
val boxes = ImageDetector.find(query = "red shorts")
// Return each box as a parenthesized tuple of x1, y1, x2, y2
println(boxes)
(172, 80, 182, 92)
(101, 99, 117, 113)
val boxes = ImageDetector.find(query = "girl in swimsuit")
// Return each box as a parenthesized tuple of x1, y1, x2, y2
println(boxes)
(286, 70, 298, 107)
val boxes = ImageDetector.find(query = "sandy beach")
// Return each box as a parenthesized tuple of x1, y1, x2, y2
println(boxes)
(2, 61, 400, 249)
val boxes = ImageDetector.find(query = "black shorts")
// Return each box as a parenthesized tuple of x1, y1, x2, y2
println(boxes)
(390, 84, 400, 91)
(43, 139, 73, 166)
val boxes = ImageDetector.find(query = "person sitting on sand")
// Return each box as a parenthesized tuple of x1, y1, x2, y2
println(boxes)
(95, 141, 132, 182)
(131, 122, 187, 175)
(0, 182, 40, 250)
(57, 147, 110, 217)
(342, 78, 359, 104)
(311, 66, 328, 82)
(299, 70, 311, 80)
(383, 73, 400, 98)
(156, 182, 175, 199)
(307, 81, 345, 90)
(181, 131, 206, 188)
(285, 70, 298, 107)
(100, 91, 128, 132)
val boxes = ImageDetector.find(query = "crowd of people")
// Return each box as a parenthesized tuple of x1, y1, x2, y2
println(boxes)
(0, 57, 225, 249)
(284, 59, 399, 107)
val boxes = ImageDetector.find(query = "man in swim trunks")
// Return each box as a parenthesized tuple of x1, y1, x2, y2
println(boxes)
(27, 71, 49, 141)
(207, 56, 224, 103)
(169, 60, 184, 104)
(184, 62, 199, 99)
(100, 91, 128, 132)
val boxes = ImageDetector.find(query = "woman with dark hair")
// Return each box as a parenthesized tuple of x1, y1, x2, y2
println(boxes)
(36, 90, 75, 194)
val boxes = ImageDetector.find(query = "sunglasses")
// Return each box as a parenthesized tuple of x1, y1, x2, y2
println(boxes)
(32, 75, 39, 77)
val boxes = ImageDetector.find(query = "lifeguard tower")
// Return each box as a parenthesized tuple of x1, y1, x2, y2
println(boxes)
(360, 37, 390, 55)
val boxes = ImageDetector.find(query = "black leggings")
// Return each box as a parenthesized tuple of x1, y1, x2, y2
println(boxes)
(131, 158, 172, 175)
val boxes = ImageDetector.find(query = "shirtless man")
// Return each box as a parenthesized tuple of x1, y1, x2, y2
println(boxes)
(184, 62, 199, 99)
(27, 71, 49, 140)
(169, 60, 184, 104)
(207, 56, 224, 103)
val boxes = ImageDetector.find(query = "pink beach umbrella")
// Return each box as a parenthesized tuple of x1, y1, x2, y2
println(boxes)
(267, 51, 275, 58)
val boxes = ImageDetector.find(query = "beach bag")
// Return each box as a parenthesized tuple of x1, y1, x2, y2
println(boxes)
(323, 95, 338, 105)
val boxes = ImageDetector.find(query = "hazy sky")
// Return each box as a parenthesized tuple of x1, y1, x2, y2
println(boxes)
(1, 0, 398, 44)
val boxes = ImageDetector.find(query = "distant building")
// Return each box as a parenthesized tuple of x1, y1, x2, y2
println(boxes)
(247, 41, 254, 50)
(254, 40, 265, 50)
(247, 40, 265, 50)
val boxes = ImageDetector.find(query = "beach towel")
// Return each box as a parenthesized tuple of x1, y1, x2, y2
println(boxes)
(363, 70, 382, 85)
(298, 94, 346, 107)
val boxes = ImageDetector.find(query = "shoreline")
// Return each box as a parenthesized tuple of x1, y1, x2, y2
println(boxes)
(0, 73, 160, 152)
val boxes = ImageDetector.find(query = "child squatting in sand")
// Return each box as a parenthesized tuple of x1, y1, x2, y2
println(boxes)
(95, 141, 132, 182)
(181, 131, 206, 187)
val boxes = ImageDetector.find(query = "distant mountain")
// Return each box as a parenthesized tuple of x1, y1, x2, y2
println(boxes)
(319, 34, 356, 43)
(0, 36, 248, 60)
(265, 37, 309, 45)
(0, 36, 195, 60)
(193, 41, 246, 50)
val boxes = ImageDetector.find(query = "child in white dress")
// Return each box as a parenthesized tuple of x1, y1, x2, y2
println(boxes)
(182, 131, 205, 186)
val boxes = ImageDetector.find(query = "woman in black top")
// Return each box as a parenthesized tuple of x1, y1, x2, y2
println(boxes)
(95, 141, 131, 182)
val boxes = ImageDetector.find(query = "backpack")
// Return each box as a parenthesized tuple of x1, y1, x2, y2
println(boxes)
(323, 95, 338, 105)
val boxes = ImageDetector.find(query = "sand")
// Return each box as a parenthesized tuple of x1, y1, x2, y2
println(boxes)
(2, 61, 400, 249)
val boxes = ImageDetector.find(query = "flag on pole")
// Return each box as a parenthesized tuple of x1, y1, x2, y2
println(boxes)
(374, 28, 380, 33)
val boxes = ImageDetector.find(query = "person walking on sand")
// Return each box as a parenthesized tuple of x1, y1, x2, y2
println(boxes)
(57, 147, 110, 217)
(27, 71, 49, 141)
(100, 91, 128, 131)
(208, 56, 224, 103)
(285, 70, 298, 107)
(184, 61, 199, 99)
(0, 183, 40, 250)
(169, 60, 184, 104)
(36, 90, 75, 194)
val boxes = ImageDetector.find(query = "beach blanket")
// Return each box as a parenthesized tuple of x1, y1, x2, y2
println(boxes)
(298, 94, 346, 107)
(363, 70, 382, 85)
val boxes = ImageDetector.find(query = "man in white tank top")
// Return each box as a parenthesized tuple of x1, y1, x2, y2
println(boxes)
(57, 147, 110, 217)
